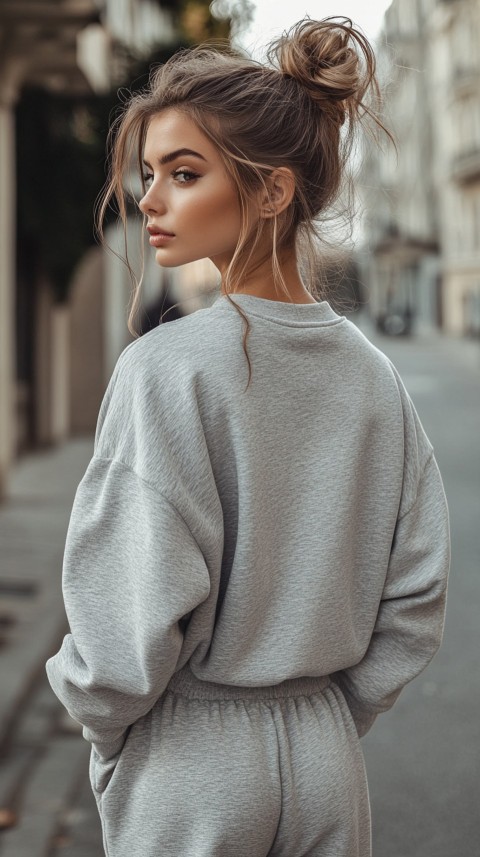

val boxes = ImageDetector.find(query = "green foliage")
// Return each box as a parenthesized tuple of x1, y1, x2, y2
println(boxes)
(152, 0, 254, 42)
(16, 88, 113, 302)
(14, 0, 253, 303)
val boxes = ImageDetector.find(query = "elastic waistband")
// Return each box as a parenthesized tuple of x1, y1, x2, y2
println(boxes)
(165, 663, 331, 702)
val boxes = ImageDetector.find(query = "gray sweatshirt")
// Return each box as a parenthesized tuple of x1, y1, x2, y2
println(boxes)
(46, 293, 450, 761)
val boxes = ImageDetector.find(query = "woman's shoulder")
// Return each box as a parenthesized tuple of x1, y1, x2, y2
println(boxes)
(103, 308, 222, 408)
(342, 320, 435, 488)
(94, 309, 217, 481)
(340, 318, 407, 397)
(120, 305, 215, 366)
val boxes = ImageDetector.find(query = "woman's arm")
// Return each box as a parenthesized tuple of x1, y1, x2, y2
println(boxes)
(332, 359, 451, 737)
(332, 450, 450, 736)
(46, 456, 211, 761)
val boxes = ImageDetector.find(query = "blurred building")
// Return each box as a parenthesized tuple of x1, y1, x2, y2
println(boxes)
(430, 0, 480, 335)
(358, 0, 440, 335)
(359, 0, 480, 338)
(0, 0, 179, 501)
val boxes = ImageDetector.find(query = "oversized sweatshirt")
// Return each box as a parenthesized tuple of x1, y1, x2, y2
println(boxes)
(46, 293, 450, 760)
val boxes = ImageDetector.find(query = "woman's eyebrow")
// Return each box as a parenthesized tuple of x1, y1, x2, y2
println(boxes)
(143, 148, 207, 167)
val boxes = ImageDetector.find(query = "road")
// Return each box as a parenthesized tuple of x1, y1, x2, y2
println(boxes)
(358, 322, 480, 857)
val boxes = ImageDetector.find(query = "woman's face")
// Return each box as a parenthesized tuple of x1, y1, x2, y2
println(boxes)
(139, 109, 253, 271)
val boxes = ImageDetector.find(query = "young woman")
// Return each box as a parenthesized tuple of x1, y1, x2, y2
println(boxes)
(46, 18, 450, 857)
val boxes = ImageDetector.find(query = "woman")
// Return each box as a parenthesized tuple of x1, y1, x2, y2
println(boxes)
(46, 18, 450, 857)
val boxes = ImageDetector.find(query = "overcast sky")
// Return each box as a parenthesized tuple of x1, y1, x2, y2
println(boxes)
(234, 0, 393, 56)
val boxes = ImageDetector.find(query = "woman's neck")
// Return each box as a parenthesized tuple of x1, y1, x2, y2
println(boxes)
(218, 249, 317, 304)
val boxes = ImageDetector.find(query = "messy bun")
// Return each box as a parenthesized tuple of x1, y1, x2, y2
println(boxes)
(98, 17, 392, 390)
(268, 17, 379, 128)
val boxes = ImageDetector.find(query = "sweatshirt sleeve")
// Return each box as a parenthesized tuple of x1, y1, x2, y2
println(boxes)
(332, 370, 451, 737)
(46, 351, 211, 761)
(46, 458, 211, 761)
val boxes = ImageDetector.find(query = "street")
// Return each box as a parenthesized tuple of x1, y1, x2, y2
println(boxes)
(359, 322, 480, 857)
(0, 320, 478, 856)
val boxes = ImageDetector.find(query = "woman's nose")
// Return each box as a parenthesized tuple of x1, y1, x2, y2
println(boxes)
(138, 186, 165, 216)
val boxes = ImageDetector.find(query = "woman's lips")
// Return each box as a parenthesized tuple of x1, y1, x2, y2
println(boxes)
(149, 232, 175, 246)
(147, 226, 175, 246)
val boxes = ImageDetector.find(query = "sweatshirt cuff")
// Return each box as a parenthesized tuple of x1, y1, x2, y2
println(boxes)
(331, 676, 379, 738)
(347, 702, 378, 738)
(82, 725, 128, 762)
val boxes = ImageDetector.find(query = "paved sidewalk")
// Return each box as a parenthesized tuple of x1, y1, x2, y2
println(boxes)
(0, 436, 104, 855)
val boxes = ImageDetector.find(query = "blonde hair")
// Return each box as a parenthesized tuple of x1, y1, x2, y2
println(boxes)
(96, 17, 392, 391)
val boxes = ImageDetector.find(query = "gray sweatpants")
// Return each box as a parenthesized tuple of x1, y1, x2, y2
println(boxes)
(90, 665, 371, 857)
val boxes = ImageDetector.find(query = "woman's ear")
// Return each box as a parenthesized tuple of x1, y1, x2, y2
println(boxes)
(259, 167, 296, 219)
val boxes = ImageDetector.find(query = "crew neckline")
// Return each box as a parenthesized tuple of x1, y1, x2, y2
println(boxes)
(211, 293, 345, 328)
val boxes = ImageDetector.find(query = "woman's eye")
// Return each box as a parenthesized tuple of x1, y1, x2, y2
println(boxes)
(172, 169, 199, 184)
(142, 172, 153, 186)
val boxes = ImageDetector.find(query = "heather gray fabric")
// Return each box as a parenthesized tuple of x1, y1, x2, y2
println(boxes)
(46, 293, 450, 856)
(90, 668, 370, 857)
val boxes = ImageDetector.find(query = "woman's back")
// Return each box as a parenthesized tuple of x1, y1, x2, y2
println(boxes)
(85, 292, 448, 726)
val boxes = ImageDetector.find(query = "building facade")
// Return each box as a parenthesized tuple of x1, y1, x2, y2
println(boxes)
(360, 0, 480, 337)
(430, 0, 480, 334)
(358, 0, 441, 335)
(0, 0, 176, 501)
